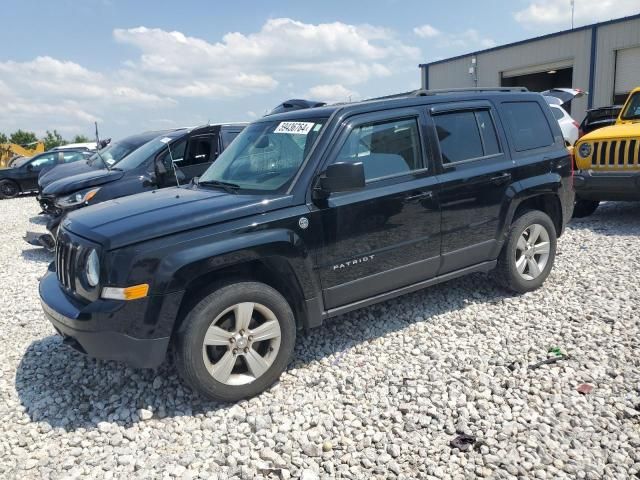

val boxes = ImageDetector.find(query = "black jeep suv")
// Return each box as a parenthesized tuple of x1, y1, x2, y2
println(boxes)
(40, 88, 574, 402)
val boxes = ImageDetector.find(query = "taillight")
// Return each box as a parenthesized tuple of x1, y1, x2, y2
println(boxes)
(572, 120, 580, 129)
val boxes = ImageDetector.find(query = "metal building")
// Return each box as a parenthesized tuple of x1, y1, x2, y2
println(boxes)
(419, 13, 640, 122)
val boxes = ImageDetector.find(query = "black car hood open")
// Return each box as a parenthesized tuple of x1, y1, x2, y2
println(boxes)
(42, 169, 125, 196)
(65, 186, 292, 249)
(39, 161, 100, 190)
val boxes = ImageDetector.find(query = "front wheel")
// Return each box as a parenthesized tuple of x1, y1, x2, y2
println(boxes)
(175, 282, 296, 402)
(495, 210, 557, 294)
(573, 199, 599, 218)
(0, 180, 19, 199)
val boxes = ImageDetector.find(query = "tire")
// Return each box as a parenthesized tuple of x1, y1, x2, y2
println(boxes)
(573, 199, 600, 218)
(495, 210, 557, 294)
(0, 180, 19, 199)
(175, 282, 296, 402)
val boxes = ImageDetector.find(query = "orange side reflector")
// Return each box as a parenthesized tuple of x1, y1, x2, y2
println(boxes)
(123, 284, 149, 300)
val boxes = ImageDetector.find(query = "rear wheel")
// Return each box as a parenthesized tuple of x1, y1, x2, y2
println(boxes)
(573, 199, 599, 218)
(175, 282, 296, 402)
(495, 210, 557, 293)
(0, 180, 19, 199)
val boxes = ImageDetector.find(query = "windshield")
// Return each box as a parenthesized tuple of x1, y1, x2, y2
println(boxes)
(114, 134, 183, 171)
(199, 119, 326, 192)
(88, 141, 134, 167)
(621, 92, 640, 120)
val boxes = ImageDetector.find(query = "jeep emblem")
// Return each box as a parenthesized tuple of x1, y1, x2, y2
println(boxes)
(298, 217, 309, 229)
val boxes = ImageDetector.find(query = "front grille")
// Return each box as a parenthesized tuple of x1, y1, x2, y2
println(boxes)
(591, 139, 640, 168)
(56, 238, 79, 291)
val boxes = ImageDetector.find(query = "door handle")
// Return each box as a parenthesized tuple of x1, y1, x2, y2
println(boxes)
(490, 173, 511, 185)
(405, 191, 433, 202)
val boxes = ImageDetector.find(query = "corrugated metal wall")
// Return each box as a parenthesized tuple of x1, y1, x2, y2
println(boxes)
(425, 16, 640, 123)
(594, 17, 640, 107)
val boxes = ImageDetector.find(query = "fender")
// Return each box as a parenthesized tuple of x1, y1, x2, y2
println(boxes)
(499, 172, 564, 244)
(154, 228, 319, 300)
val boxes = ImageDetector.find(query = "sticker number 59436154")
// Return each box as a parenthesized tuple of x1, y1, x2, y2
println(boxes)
(274, 122, 315, 135)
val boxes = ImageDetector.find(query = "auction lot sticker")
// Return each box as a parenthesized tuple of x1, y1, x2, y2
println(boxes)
(274, 122, 315, 135)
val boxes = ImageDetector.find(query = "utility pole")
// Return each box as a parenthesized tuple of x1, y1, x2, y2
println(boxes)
(571, 0, 575, 29)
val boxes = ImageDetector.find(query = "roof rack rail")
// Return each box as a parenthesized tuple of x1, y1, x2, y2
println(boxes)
(412, 87, 529, 96)
(367, 87, 528, 103)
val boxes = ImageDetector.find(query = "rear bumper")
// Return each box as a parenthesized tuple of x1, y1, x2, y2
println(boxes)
(574, 170, 640, 201)
(39, 268, 175, 368)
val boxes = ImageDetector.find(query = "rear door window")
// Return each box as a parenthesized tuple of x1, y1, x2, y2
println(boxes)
(501, 102, 554, 151)
(433, 109, 501, 164)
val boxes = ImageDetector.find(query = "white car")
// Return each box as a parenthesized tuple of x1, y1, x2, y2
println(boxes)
(549, 104, 579, 146)
(542, 88, 586, 146)
(53, 142, 98, 151)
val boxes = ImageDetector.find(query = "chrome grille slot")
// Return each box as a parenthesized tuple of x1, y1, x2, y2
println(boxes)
(56, 239, 78, 291)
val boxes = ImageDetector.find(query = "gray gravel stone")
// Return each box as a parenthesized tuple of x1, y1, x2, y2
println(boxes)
(1, 198, 639, 479)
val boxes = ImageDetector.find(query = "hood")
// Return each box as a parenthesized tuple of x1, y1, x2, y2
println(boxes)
(42, 168, 124, 196)
(64, 186, 292, 249)
(579, 122, 640, 142)
(39, 160, 100, 189)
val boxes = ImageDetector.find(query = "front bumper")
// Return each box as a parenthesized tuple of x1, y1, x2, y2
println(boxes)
(574, 170, 640, 201)
(39, 268, 177, 368)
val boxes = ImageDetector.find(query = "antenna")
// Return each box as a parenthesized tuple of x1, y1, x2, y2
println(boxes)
(93, 121, 109, 170)
(166, 141, 181, 186)
(571, 0, 575, 29)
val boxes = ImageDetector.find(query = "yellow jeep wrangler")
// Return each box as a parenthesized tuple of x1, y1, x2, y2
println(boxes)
(573, 87, 640, 217)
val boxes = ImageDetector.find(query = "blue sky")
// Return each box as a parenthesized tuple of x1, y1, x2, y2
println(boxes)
(0, 0, 637, 139)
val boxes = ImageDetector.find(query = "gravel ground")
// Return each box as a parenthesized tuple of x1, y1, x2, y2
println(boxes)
(0, 195, 639, 480)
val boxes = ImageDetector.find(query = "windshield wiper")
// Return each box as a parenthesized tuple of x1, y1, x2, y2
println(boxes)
(196, 178, 240, 194)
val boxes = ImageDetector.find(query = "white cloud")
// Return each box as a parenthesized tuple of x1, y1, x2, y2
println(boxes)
(437, 29, 496, 50)
(114, 18, 420, 95)
(307, 84, 359, 104)
(414, 24, 440, 38)
(515, 0, 640, 27)
(0, 18, 420, 137)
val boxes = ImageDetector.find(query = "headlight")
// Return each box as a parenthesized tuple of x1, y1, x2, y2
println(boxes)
(55, 187, 100, 207)
(85, 249, 100, 287)
(578, 143, 592, 158)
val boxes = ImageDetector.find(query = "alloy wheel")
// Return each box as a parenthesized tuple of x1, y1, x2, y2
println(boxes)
(515, 223, 550, 281)
(201, 302, 282, 386)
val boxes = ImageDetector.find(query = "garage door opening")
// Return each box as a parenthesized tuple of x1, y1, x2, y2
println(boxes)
(501, 67, 574, 112)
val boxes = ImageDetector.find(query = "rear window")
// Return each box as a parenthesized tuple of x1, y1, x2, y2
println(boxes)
(502, 102, 554, 151)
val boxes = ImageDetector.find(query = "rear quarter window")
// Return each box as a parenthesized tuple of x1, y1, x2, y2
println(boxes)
(501, 101, 554, 151)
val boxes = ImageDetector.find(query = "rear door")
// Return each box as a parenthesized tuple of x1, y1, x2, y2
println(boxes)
(314, 108, 441, 309)
(431, 101, 517, 274)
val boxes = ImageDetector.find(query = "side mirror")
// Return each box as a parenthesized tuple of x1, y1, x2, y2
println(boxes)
(316, 162, 365, 198)
(27, 164, 34, 172)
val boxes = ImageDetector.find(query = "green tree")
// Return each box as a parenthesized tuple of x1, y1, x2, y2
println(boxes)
(72, 134, 91, 143)
(0, 132, 7, 144)
(9, 129, 38, 147)
(42, 130, 66, 150)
